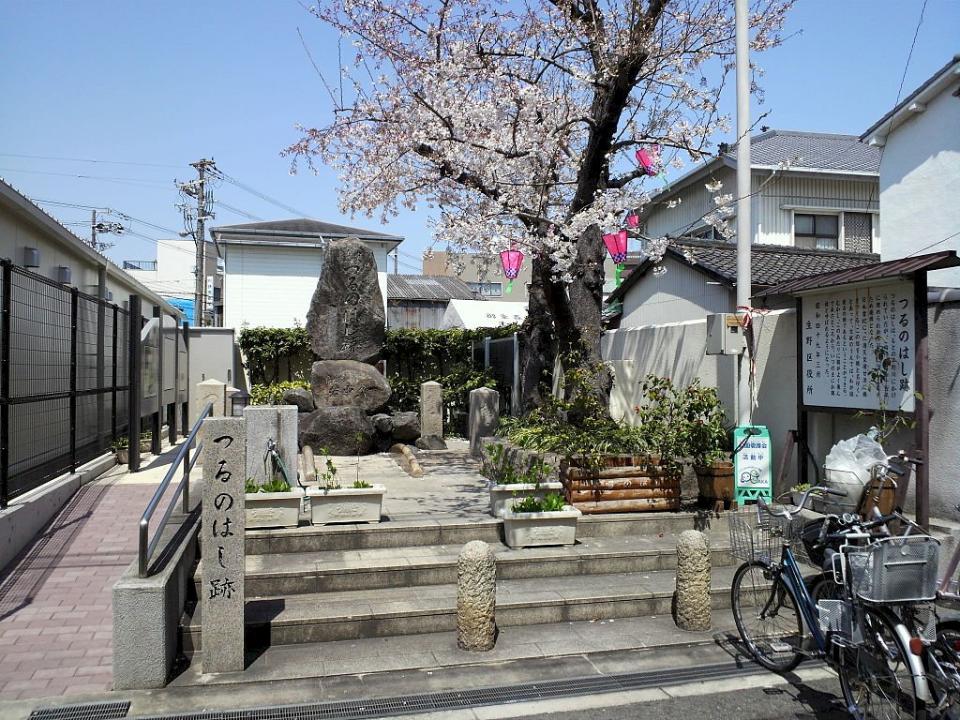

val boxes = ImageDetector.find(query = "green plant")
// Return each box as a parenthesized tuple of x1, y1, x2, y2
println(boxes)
(483, 444, 555, 486)
(511, 492, 567, 513)
(249, 380, 310, 406)
(238, 326, 312, 385)
(855, 338, 921, 442)
(790, 482, 811, 493)
(680, 380, 731, 465)
(352, 480, 372, 489)
(316, 448, 340, 489)
(245, 476, 292, 493)
(112, 437, 129, 451)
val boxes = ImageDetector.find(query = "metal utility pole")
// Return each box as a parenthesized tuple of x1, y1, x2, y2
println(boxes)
(180, 158, 216, 327)
(91, 210, 97, 250)
(88, 210, 123, 253)
(393, 251, 398, 274)
(735, 0, 752, 427)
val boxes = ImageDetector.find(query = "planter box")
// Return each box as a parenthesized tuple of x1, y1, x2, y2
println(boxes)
(694, 461, 734, 503)
(562, 455, 681, 514)
(114, 439, 153, 465)
(307, 486, 385, 525)
(502, 506, 581, 548)
(489, 482, 564, 517)
(245, 490, 303, 529)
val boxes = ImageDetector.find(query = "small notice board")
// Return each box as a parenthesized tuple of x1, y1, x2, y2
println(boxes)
(733, 425, 773, 504)
(800, 280, 915, 413)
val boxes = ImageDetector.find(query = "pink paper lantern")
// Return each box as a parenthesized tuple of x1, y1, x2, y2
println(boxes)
(602, 230, 628, 264)
(635, 144, 661, 176)
(499, 248, 524, 293)
(626, 214, 639, 228)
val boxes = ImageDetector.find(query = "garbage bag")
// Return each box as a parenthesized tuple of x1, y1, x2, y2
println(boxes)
(825, 434, 888, 486)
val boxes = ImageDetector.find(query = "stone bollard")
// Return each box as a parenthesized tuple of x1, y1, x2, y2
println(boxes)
(457, 540, 497, 651)
(674, 529, 711, 632)
(420, 381, 443, 439)
(468, 388, 500, 458)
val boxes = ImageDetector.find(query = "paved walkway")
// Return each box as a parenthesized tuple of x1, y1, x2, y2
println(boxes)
(0, 448, 182, 701)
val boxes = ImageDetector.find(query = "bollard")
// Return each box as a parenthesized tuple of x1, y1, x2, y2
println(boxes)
(674, 529, 711, 632)
(457, 540, 497, 651)
(468, 388, 500, 458)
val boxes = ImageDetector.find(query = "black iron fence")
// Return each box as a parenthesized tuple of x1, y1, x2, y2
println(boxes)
(0, 259, 190, 508)
(474, 333, 520, 416)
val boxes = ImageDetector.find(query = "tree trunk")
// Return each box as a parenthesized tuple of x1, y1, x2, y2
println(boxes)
(518, 254, 556, 412)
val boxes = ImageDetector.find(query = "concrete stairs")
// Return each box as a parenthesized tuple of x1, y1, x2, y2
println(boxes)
(181, 510, 745, 656)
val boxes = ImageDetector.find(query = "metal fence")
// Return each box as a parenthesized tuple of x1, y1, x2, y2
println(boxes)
(0, 259, 190, 508)
(474, 333, 520, 416)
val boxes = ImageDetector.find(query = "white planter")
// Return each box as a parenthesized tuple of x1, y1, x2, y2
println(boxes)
(307, 486, 385, 525)
(489, 482, 564, 518)
(502, 506, 581, 548)
(245, 490, 303, 529)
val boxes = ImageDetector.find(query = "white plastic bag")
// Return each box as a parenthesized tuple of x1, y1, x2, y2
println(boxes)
(825, 434, 887, 486)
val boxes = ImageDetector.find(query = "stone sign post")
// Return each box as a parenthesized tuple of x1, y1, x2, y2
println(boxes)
(193, 378, 226, 423)
(421, 381, 443, 439)
(201, 417, 246, 673)
(468, 388, 499, 457)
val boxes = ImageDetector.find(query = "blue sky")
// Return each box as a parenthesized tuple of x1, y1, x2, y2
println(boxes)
(0, 0, 957, 272)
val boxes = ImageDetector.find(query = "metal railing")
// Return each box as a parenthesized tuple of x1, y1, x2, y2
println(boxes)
(138, 401, 213, 577)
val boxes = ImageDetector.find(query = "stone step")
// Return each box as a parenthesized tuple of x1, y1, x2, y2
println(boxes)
(198, 534, 737, 597)
(243, 510, 746, 555)
(181, 565, 737, 653)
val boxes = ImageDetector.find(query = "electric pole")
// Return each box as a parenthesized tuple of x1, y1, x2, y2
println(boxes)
(178, 159, 217, 326)
(88, 209, 123, 253)
(735, 0, 752, 427)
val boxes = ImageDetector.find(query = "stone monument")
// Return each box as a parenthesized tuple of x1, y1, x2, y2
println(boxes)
(674, 529, 711, 632)
(457, 540, 497, 651)
(468, 388, 499, 457)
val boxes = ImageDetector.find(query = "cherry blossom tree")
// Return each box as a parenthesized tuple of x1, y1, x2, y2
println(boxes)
(287, 0, 792, 411)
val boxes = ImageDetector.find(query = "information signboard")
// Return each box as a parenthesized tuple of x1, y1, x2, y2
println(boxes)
(800, 280, 915, 413)
(733, 425, 773, 504)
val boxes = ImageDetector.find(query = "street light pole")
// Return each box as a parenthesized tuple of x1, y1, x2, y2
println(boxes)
(735, 0, 752, 427)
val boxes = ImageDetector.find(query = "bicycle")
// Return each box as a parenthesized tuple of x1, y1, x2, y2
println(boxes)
(729, 487, 939, 719)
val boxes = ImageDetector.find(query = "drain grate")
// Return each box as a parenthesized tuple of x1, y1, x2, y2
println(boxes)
(140, 659, 776, 720)
(29, 701, 131, 720)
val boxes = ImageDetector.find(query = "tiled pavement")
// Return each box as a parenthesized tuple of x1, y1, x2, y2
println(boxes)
(0, 457, 181, 701)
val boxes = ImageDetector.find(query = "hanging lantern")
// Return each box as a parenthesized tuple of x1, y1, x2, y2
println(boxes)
(635, 144, 661, 176)
(499, 248, 524, 293)
(626, 214, 639, 228)
(603, 230, 629, 287)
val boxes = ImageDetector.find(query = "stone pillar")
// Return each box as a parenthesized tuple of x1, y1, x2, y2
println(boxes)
(201, 417, 246, 673)
(420, 381, 443, 440)
(244, 405, 299, 487)
(193, 378, 226, 422)
(457, 540, 497, 651)
(468, 388, 500, 458)
(674, 529, 711, 632)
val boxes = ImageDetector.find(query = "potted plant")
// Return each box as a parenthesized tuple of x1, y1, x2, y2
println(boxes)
(790, 483, 811, 508)
(484, 444, 563, 517)
(305, 446, 386, 525)
(682, 381, 734, 506)
(112, 432, 154, 465)
(244, 475, 303, 529)
(501, 492, 581, 548)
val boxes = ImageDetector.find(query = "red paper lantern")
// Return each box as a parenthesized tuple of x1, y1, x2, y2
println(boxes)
(602, 230, 628, 264)
(635, 145, 661, 176)
(626, 214, 639, 228)
(499, 248, 524, 293)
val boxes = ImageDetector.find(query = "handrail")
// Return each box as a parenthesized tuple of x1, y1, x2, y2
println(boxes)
(138, 402, 213, 577)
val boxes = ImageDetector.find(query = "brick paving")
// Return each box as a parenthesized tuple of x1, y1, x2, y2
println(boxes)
(0, 470, 180, 701)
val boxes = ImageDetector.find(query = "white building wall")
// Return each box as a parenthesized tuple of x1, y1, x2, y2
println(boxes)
(878, 85, 960, 288)
(644, 167, 737, 238)
(222, 243, 390, 329)
(619, 256, 733, 327)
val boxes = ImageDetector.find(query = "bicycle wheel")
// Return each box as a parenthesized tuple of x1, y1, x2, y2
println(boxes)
(929, 620, 960, 720)
(837, 606, 923, 720)
(809, 572, 844, 602)
(731, 560, 805, 672)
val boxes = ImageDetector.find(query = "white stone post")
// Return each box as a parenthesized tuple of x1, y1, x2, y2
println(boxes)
(468, 388, 500, 458)
(243, 405, 298, 487)
(674, 529, 711, 632)
(201, 416, 246, 673)
(193, 378, 227, 422)
(420, 381, 443, 439)
(457, 540, 497, 651)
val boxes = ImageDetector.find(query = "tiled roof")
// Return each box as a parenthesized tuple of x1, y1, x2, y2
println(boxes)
(728, 130, 880, 174)
(211, 218, 402, 241)
(387, 274, 480, 301)
(607, 239, 879, 304)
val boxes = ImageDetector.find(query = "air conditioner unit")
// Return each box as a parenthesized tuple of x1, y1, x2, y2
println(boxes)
(55, 266, 72, 285)
(23, 247, 40, 268)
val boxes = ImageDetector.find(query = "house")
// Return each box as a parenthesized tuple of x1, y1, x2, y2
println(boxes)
(605, 238, 878, 328)
(422, 250, 644, 301)
(209, 219, 403, 329)
(386, 274, 480, 330)
(639, 129, 881, 254)
(861, 55, 960, 288)
(0, 177, 181, 316)
(123, 238, 222, 325)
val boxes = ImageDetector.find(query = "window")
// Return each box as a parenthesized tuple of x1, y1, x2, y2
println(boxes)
(467, 281, 503, 297)
(690, 226, 726, 242)
(794, 213, 839, 250)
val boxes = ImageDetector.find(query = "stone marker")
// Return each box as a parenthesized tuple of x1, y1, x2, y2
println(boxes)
(305, 237, 385, 362)
(390, 411, 420, 441)
(468, 388, 500, 457)
(310, 359, 391, 412)
(457, 540, 497, 651)
(244, 406, 299, 486)
(201, 417, 246, 673)
(192, 378, 226, 422)
(420, 381, 443, 438)
(674, 529, 711, 632)
(299, 406, 374, 455)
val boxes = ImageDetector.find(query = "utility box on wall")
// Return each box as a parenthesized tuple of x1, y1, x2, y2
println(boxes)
(706, 313, 746, 355)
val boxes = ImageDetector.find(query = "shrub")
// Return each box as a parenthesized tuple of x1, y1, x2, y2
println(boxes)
(250, 380, 310, 406)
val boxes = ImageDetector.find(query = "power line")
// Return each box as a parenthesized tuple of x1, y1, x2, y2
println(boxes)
(211, 168, 313, 218)
(214, 200, 263, 221)
(0, 151, 181, 169)
(0, 167, 171, 186)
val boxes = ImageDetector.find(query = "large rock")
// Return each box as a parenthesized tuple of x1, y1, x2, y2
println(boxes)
(305, 237, 385, 362)
(281, 387, 315, 413)
(299, 406, 375, 456)
(390, 411, 420, 442)
(310, 360, 391, 412)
